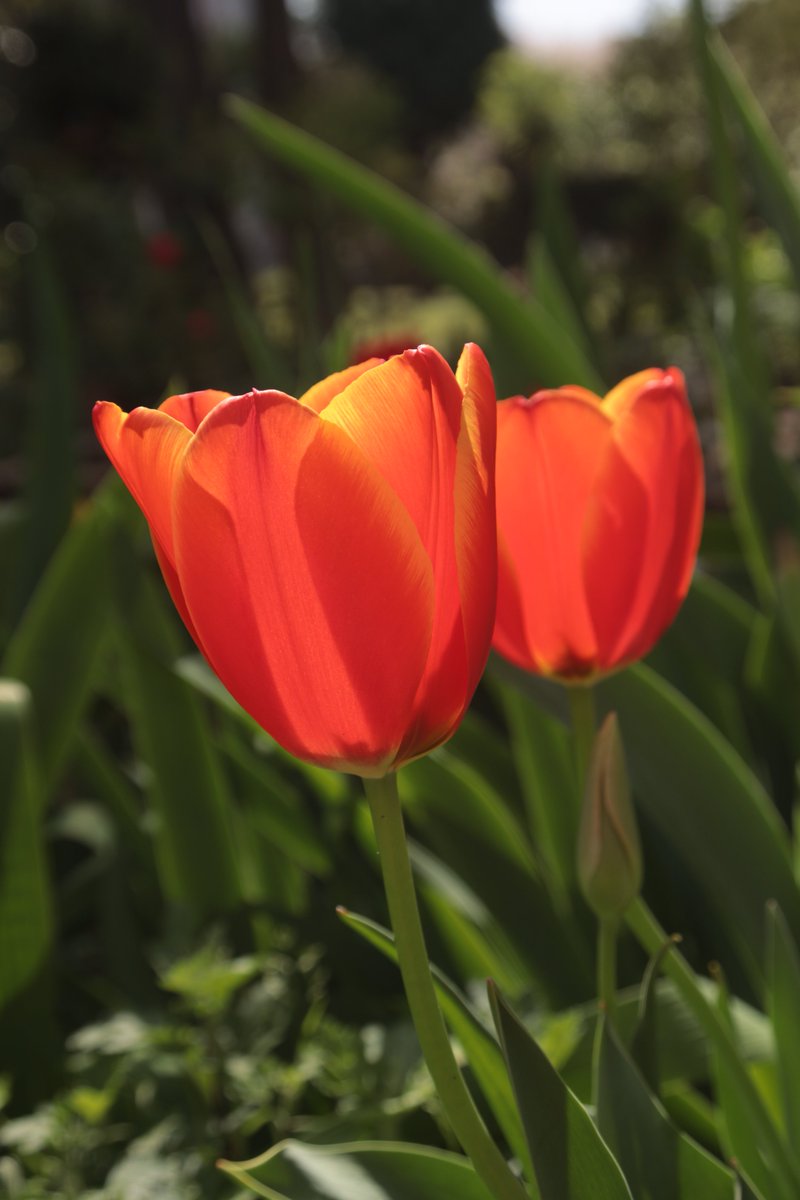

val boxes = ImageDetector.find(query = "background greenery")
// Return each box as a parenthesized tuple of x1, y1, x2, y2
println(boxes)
(2, 0, 800, 1196)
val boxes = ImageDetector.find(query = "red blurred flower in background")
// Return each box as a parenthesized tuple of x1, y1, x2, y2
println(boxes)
(94, 345, 496, 775)
(145, 231, 183, 270)
(493, 367, 704, 680)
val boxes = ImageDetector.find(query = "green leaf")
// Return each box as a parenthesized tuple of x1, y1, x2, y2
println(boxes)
(220, 1139, 495, 1200)
(337, 907, 532, 1179)
(630, 936, 682, 1093)
(596, 1019, 735, 1200)
(225, 95, 603, 392)
(710, 966, 798, 1200)
(11, 229, 76, 620)
(112, 562, 242, 922)
(400, 749, 593, 1004)
(409, 840, 529, 992)
(554, 978, 772, 1103)
(222, 735, 332, 877)
(689, 1, 800, 602)
(709, 34, 800, 295)
(199, 217, 292, 390)
(766, 902, 800, 1146)
(646, 573, 756, 756)
(493, 683, 579, 908)
(492, 657, 799, 992)
(0, 681, 52, 1007)
(488, 983, 632, 1200)
(2, 480, 119, 791)
(175, 653, 349, 804)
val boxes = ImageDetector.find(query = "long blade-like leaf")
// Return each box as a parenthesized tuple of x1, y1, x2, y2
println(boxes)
(225, 95, 603, 392)
(492, 657, 799, 992)
(488, 984, 633, 1200)
(220, 1139, 495, 1200)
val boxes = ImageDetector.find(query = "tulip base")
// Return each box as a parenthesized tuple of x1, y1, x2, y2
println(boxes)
(364, 772, 528, 1200)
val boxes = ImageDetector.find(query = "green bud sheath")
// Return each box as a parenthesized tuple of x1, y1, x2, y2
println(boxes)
(577, 712, 643, 920)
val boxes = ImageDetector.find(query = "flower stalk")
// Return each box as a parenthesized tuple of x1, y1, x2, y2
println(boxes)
(364, 773, 529, 1200)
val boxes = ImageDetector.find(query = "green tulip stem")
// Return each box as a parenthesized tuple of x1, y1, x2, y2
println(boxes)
(364, 773, 529, 1200)
(626, 896, 800, 1196)
(567, 683, 596, 804)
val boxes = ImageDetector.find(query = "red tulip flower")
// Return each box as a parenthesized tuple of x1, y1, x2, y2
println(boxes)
(493, 368, 704, 680)
(94, 345, 497, 775)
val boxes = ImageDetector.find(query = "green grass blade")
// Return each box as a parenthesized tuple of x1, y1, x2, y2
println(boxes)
(596, 1020, 735, 1200)
(0, 681, 52, 1007)
(689, 0, 800, 602)
(199, 217, 293, 389)
(400, 750, 593, 1004)
(709, 34, 800, 294)
(11, 232, 76, 620)
(766, 902, 800, 1147)
(709, 967, 797, 1200)
(2, 479, 119, 792)
(488, 983, 633, 1200)
(112, 558, 242, 923)
(493, 682, 579, 908)
(491, 656, 799, 993)
(225, 95, 603, 392)
(220, 1139, 496, 1200)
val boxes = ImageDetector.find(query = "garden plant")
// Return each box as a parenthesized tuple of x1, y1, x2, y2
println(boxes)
(2, 1, 800, 1198)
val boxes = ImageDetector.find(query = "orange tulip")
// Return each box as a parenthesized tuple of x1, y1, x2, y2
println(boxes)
(94, 345, 497, 775)
(493, 368, 704, 680)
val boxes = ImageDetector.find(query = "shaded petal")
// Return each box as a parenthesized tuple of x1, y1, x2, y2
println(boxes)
(159, 389, 231, 432)
(493, 533, 534, 669)
(299, 359, 382, 414)
(93, 401, 190, 563)
(582, 371, 704, 668)
(321, 346, 469, 755)
(603, 369, 662, 420)
(494, 391, 612, 676)
(452, 342, 497, 703)
(172, 390, 435, 773)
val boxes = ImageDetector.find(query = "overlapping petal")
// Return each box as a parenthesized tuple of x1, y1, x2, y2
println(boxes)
(93, 402, 190, 564)
(453, 343, 497, 703)
(298, 360, 382, 413)
(93, 398, 207, 644)
(321, 346, 469, 755)
(159, 389, 231, 432)
(495, 391, 613, 675)
(172, 389, 436, 773)
(583, 371, 704, 667)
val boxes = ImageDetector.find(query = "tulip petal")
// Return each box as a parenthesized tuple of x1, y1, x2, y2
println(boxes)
(603, 369, 662, 420)
(172, 391, 435, 773)
(494, 392, 613, 675)
(93, 401, 190, 563)
(298, 359, 383, 414)
(159, 389, 231, 432)
(320, 347, 470, 753)
(583, 371, 704, 667)
(93, 401, 206, 642)
(453, 343, 497, 701)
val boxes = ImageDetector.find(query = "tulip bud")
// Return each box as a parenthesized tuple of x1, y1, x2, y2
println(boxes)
(577, 713, 642, 920)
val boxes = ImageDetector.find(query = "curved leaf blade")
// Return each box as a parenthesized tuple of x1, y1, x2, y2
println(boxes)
(220, 1139, 495, 1200)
